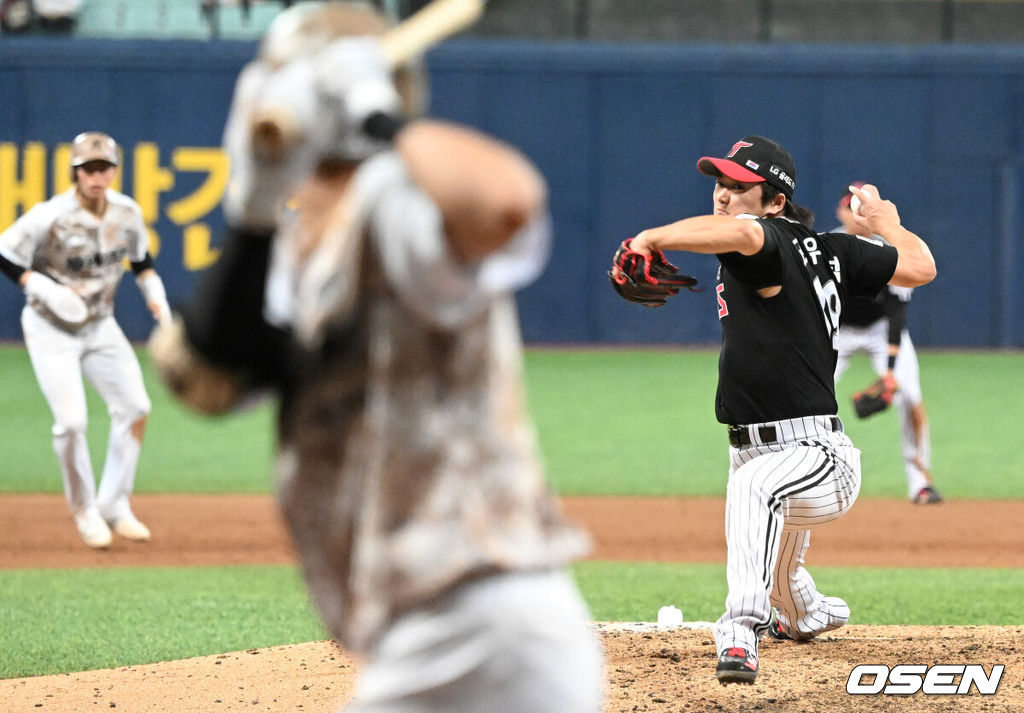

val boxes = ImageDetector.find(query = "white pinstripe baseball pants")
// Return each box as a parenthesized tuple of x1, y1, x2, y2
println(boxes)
(713, 415, 860, 656)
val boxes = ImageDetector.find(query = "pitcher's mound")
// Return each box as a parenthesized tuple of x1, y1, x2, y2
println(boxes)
(3, 625, 1020, 713)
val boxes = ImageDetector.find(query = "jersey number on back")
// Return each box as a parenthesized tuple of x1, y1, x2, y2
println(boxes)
(812, 276, 840, 348)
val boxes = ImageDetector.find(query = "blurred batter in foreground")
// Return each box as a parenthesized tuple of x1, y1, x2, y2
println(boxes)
(149, 3, 603, 711)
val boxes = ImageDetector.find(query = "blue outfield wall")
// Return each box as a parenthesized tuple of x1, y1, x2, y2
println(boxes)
(1, 38, 1022, 347)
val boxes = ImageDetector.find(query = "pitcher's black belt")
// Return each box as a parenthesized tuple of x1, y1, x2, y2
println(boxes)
(727, 416, 842, 448)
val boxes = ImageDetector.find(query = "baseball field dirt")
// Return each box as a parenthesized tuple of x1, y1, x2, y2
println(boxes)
(1, 494, 1022, 712)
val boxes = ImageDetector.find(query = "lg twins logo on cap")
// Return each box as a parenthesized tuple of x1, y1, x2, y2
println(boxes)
(769, 164, 795, 190)
(726, 141, 753, 158)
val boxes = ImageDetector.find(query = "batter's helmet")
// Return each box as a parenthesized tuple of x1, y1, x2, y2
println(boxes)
(70, 131, 119, 168)
(259, 1, 425, 117)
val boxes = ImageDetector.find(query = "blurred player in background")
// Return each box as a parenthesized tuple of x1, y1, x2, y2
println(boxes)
(150, 3, 603, 712)
(834, 183, 942, 505)
(0, 131, 171, 549)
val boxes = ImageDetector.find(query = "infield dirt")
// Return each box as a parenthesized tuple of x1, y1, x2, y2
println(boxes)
(1, 494, 1022, 712)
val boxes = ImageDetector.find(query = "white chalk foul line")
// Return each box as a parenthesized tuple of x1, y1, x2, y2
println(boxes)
(594, 621, 716, 632)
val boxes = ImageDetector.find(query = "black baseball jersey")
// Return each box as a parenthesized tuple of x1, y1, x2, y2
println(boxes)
(828, 228, 909, 342)
(841, 288, 909, 350)
(840, 289, 887, 327)
(714, 217, 898, 425)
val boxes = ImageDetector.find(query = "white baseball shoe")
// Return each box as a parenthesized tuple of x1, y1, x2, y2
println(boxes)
(74, 509, 113, 549)
(110, 513, 151, 542)
(769, 597, 849, 641)
(820, 596, 850, 634)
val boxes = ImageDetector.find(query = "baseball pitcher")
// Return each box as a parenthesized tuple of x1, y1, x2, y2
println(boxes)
(612, 136, 936, 685)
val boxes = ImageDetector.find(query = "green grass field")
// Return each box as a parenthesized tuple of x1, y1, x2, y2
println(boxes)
(1, 344, 1022, 678)
(3, 562, 1023, 678)
(3, 345, 1022, 498)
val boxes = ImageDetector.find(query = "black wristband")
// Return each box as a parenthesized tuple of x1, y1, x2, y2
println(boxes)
(887, 354, 897, 370)
(362, 111, 406, 142)
(130, 253, 155, 274)
(0, 253, 26, 284)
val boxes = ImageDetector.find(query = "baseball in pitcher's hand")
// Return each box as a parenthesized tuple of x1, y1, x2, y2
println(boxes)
(848, 183, 901, 235)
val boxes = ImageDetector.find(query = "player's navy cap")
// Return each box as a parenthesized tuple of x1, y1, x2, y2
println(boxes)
(697, 136, 796, 199)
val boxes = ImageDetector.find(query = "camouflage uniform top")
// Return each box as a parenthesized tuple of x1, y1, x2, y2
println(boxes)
(264, 151, 589, 654)
(0, 188, 148, 329)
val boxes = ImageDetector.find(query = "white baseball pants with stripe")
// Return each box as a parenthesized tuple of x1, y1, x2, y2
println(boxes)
(22, 306, 151, 523)
(713, 415, 860, 657)
(835, 321, 931, 498)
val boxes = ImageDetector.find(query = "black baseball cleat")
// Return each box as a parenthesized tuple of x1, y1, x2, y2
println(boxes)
(716, 647, 758, 685)
(913, 485, 943, 505)
(767, 612, 793, 641)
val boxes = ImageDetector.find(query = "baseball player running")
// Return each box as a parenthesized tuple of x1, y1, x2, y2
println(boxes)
(150, 3, 603, 712)
(612, 136, 936, 685)
(0, 131, 171, 549)
(833, 184, 941, 504)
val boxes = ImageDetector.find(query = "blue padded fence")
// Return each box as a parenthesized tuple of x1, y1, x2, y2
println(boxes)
(1, 38, 1022, 346)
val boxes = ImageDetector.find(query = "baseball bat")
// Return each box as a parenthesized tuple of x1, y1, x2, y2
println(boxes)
(379, 0, 486, 67)
(250, 0, 486, 159)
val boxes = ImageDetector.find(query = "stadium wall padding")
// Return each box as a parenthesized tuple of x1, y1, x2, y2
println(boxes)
(1, 38, 1022, 347)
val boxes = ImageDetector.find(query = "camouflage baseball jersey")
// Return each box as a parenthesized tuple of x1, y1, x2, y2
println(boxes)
(265, 151, 589, 653)
(0, 188, 148, 328)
